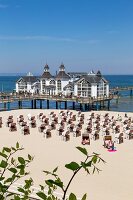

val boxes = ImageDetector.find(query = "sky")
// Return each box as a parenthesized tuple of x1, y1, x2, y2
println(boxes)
(0, 0, 133, 75)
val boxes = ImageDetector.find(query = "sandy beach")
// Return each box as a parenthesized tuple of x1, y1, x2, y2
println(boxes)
(0, 109, 133, 200)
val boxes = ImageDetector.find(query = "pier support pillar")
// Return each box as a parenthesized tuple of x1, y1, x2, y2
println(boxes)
(99, 101, 102, 109)
(34, 100, 37, 109)
(96, 102, 99, 111)
(56, 101, 58, 109)
(64, 101, 67, 110)
(102, 101, 104, 108)
(40, 100, 42, 109)
(85, 104, 88, 111)
(31, 100, 34, 109)
(47, 100, 49, 109)
(108, 100, 110, 110)
(80, 103, 82, 111)
(72, 102, 75, 110)
(130, 90, 133, 96)
(4, 102, 6, 110)
(116, 98, 119, 104)
(7, 102, 10, 111)
(18, 101, 21, 109)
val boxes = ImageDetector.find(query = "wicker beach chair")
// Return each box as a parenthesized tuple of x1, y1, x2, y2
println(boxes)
(44, 129, 52, 138)
(93, 130, 100, 140)
(81, 134, 90, 145)
(58, 126, 64, 136)
(30, 120, 36, 128)
(64, 131, 70, 141)
(74, 128, 81, 137)
(22, 126, 30, 135)
(9, 123, 17, 132)
(38, 124, 46, 132)
(103, 135, 112, 148)
(6, 119, 13, 127)
(118, 133, 124, 144)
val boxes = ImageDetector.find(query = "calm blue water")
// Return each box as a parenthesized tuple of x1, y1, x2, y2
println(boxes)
(0, 75, 133, 112)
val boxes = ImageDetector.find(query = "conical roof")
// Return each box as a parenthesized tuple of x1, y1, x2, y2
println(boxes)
(56, 64, 70, 79)
(41, 64, 52, 79)
(96, 70, 102, 77)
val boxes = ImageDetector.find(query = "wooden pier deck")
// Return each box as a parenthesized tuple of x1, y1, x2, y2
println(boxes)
(0, 93, 113, 111)
(110, 86, 133, 93)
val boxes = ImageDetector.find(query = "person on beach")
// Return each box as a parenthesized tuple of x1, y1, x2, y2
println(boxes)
(108, 140, 115, 150)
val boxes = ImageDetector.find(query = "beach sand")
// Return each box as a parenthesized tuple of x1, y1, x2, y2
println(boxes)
(0, 109, 133, 200)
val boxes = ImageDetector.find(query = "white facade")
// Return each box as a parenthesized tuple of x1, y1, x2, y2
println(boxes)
(91, 84, 97, 97)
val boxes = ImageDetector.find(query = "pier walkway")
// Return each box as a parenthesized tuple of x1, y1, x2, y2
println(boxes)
(0, 93, 113, 111)
(110, 86, 133, 95)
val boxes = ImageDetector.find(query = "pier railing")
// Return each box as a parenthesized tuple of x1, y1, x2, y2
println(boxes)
(110, 86, 133, 92)
(0, 93, 113, 104)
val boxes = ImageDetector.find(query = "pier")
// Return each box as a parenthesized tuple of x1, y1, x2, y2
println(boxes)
(0, 85, 133, 112)
(110, 86, 133, 96)
(0, 93, 113, 112)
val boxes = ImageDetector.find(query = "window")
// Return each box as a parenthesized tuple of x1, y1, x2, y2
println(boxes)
(97, 81, 104, 96)
(18, 80, 27, 91)
(57, 80, 61, 91)
(42, 80, 46, 86)
(77, 79, 91, 97)
(50, 80, 55, 85)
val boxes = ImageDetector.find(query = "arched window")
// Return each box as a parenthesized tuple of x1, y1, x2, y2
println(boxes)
(42, 80, 46, 86)
(50, 80, 55, 85)
(42, 80, 46, 92)
(57, 80, 61, 91)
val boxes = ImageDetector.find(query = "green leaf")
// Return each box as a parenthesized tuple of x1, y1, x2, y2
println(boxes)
(28, 154, 32, 161)
(18, 187, 25, 193)
(39, 185, 44, 191)
(81, 194, 87, 200)
(3, 147, 11, 153)
(18, 157, 25, 165)
(76, 147, 88, 156)
(0, 160, 8, 168)
(45, 180, 53, 187)
(20, 168, 24, 175)
(16, 142, 19, 149)
(0, 152, 7, 158)
(85, 161, 92, 167)
(36, 192, 47, 200)
(65, 162, 80, 171)
(14, 195, 21, 200)
(4, 177, 13, 183)
(11, 147, 16, 151)
(9, 167, 17, 174)
(69, 193, 77, 200)
(47, 197, 52, 200)
(92, 155, 98, 164)
(53, 166, 58, 173)
(46, 179, 63, 189)
(0, 177, 5, 181)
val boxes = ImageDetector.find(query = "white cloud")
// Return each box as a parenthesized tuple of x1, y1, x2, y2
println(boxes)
(0, 35, 100, 45)
(0, 35, 76, 42)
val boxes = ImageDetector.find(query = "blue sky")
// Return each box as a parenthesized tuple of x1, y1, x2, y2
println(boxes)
(0, 0, 133, 75)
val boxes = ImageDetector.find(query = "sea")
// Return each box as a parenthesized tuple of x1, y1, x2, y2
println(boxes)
(0, 75, 133, 112)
